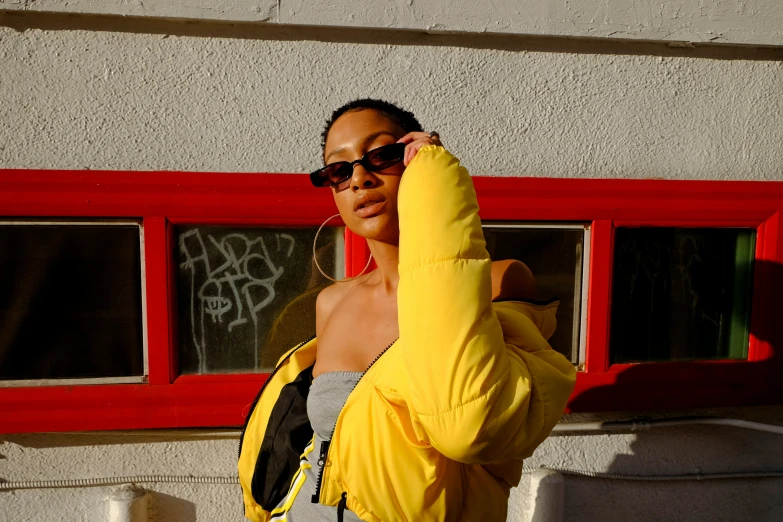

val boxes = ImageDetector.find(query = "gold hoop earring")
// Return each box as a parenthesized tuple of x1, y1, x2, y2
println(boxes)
(313, 213, 374, 283)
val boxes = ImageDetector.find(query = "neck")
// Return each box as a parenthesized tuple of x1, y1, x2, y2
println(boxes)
(365, 239, 399, 293)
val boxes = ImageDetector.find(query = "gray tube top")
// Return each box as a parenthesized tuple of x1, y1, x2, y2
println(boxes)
(276, 371, 363, 521)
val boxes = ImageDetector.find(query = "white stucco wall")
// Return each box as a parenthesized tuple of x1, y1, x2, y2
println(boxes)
(2, 0, 783, 46)
(1, 20, 782, 179)
(2, 10, 783, 522)
(3, 407, 783, 521)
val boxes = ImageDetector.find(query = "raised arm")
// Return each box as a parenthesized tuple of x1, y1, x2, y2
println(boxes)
(396, 145, 575, 464)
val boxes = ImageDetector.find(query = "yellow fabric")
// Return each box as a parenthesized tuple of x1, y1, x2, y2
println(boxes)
(239, 145, 576, 521)
(239, 339, 317, 522)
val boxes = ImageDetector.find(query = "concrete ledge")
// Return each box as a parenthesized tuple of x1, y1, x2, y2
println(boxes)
(0, 0, 279, 24)
(1, 0, 782, 47)
(1, 10, 782, 63)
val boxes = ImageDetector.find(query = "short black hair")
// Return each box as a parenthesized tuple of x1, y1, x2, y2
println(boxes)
(321, 98, 423, 153)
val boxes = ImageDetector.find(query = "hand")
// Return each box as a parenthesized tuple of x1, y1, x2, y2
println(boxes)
(397, 131, 443, 166)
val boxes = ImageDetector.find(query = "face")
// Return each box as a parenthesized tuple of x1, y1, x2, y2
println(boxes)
(323, 109, 407, 245)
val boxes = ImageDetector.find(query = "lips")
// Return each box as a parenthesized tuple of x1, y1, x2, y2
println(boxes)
(353, 192, 387, 218)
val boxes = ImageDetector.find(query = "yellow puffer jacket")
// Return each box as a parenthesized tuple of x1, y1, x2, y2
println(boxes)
(238, 145, 576, 521)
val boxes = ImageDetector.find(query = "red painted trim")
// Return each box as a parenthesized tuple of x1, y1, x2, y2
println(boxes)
(608, 359, 755, 371)
(0, 381, 267, 433)
(473, 176, 783, 224)
(345, 228, 373, 277)
(747, 221, 767, 363)
(767, 213, 783, 399)
(612, 220, 764, 228)
(167, 217, 334, 226)
(568, 361, 780, 412)
(174, 374, 268, 384)
(0, 171, 337, 219)
(2, 170, 783, 432)
(3, 170, 780, 221)
(144, 217, 171, 385)
(345, 227, 356, 276)
(745, 212, 783, 400)
(585, 220, 613, 373)
(569, 212, 783, 412)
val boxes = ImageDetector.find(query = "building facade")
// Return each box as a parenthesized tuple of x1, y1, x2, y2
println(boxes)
(2, 2, 783, 521)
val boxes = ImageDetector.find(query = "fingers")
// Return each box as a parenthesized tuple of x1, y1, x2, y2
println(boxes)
(403, 138, 431, 166)
(396, 132, 419, 145)
(398, 132, 443, 166)
(397, 131, 432, 144)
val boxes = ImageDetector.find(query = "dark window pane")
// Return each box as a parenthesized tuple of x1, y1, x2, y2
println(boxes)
(0, 223, 144, 381)
(483, 225, 585, 364)
(610, 228, 755, 363)
(176, 225, 343, 374)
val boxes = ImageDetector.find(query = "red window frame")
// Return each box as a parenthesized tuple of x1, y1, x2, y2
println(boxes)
(1, 170, 782, 433)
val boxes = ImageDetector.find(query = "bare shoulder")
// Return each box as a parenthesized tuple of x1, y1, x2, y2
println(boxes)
(315, 273, 371, 337)
(490, 259, 537, 301)
(316, 283, 348, 323)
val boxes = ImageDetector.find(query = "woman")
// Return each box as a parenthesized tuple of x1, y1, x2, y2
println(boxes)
(239, 99, 576, 521)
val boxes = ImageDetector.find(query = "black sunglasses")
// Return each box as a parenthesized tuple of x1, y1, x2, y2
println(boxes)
(310, 143, 406, 188)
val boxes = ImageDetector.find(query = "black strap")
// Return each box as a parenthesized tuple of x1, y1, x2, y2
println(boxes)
(337, 492, 348, 522)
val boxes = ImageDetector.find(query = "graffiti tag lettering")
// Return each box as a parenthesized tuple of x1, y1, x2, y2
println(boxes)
(179, 229, 296, 373)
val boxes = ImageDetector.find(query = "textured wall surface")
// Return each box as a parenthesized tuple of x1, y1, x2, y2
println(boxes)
(1, 23, 782, 179)
(2, 0, 783, 46)
(1, 432, 242, 522)
(3, 409, 783, 521)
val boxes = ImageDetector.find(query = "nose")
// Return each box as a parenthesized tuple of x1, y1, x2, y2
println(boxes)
(350, 163, 380, 192)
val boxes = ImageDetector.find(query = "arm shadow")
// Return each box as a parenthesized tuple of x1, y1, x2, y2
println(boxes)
(559, 259, 783, 522)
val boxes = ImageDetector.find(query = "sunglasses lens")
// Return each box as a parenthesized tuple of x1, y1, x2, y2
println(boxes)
(311, 143, 405, 187)
(364, 143, 405, 171)
(311, 162, 352, 187)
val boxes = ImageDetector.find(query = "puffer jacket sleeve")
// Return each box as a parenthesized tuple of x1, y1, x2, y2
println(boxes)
(397, 145, 576, 464)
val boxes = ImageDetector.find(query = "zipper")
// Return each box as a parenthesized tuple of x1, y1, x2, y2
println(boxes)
(310, 440, 331, 502)
(237, 334, 316, 461)
(311, 338, 398, 504)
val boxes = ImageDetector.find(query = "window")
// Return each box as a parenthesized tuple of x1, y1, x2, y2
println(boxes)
(484, 223, 588, 364)
(473, 177, 782, 413)
(175, 225, 343, 374)
(610, 227, 755, 364)
(1, 170, 782, 432)
(0, 221, 145, 386)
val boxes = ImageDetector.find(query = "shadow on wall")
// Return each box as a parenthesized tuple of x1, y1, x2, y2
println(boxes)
(561, 465, 783, 522)
(569, 259, 783, 412)
(557, 412, 783, 522)
(149, 491, 197, 522)
(562, 259, 783, 522)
